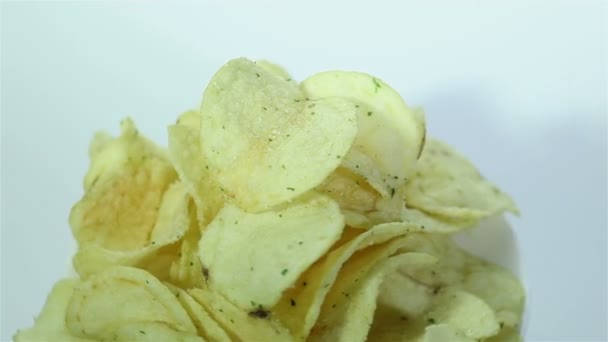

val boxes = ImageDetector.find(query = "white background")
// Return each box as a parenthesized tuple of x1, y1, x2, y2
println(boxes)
(1, 1, 606, 341)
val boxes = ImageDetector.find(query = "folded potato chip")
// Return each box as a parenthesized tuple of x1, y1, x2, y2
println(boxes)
(65, 266, 197, 340)
(200, 58, 358, 212)
(404, 138, 519, 223)
(301, 71, 426, 197)
(199, 192, 345, 309)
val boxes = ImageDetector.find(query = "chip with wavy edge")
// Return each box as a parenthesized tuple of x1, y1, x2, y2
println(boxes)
(200, 58, 358, 212)
(198, 192, 344, 309)
(65, 266, 197, 340)
(301, 71, 426, 198)
(404, 138, 519, 222)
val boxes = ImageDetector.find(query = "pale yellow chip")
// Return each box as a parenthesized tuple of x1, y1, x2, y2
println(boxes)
(71, 118, 177, 251)
(404, 138, 519, 222)
(72, 181, 190, 279)
(424, 287, 500, 339)
(301, 71, 426, 197)
(423, 323, 476, 342)
(164, 284, 231, 342)
(367, 302, 426, 342)
(169, 202, 206, 289)
(461, 259, 526, 328)
(200, 58, 358, 212)
(65, 266, 197, 340)
(485, 327, 522, 342)
(110, 322, 203, 342)
(14, 279, 93, 342)
(88, 131, 113, 161)
(310, 253, 436, 341)
(198, 192, 345, 309)
(189, 288, 292, 341)
(316, 167, 378, 213)
(256, 60, 295, 83)
(168, 120, 223, 226)
(273, 222, 426, 339)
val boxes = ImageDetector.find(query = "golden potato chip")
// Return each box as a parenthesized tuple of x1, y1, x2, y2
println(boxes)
(404, 138, 519, 222)
(65, 266, 197, 340)
(301, 71, 426, 197)
(168, 122, 223, 225)
(73, 181, 190, 278)
(14, 279, 93, 342)
(310, 253, 436, 341)
(273, 222, 426, 339)
(189, 288, 292, 341)
(71, 118, 177, 250)
(198, 192, 345, 309)
(200, 58, 358, 212)
(164, 284, 231, 342)
(424, 287, 500, 339)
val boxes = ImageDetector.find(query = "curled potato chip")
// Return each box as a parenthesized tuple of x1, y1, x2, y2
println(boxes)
(310, 252, 436, 342)
(198, 192, 344, 309)
(273, 222, 426, 339)
(316, 167, 378, 213)
(200, 58, 358, 212)
(73, 181, 190, 278)
(14, 279, 93, 342)
(71, 118, 177, 251)
(301, 71, 426, 197)
(65, 266, 196, 340)
(169, 203, 206, 289)
(404, 138, 519, 222)
(188, 288, 292, 341)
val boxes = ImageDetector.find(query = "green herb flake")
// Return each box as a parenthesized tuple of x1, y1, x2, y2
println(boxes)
(372, 77, 381, 92)
(286, 187, 295, 191)
(251, 300, 257, 307)
(367, 111, 373, 116)
(390, 188, 396, 198)
(290, 299, 296, 306)
(139, 330, 146, 335)
(281, 269, 288, 276)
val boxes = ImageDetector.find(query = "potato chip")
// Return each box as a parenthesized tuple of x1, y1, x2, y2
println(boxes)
(14, 279, 93, 342)
(424, 287, 500, 339)
(200, 58, 358, 212)
(316, 167, 378, 213)
(377, 271, 434, 318)
(169, 200, 207, 289)
(423, 323, 476, 342)
(301, 71, 426, 197)
(164, 283, 231, 342)
(485, 327, 522, 342)
(73, 181, 190, 278)
(198, 192, 345, 309)
(88, 131, 113, 161)
(189, 288, 292, 341)
(65, 266, 197, 340)
(404, 138, 519, 222)
(273, 222, 426, 339)
(110, 322, 203, 342)
(256, 60, 295, 83)
(71, 118, 177, 250)
(310, 253, 436, 341)
(175, 109, 201, 129)
(461, 258, 525, 329)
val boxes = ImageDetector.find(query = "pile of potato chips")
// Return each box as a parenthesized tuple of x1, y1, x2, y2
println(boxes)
(15, 58, 525, 342)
